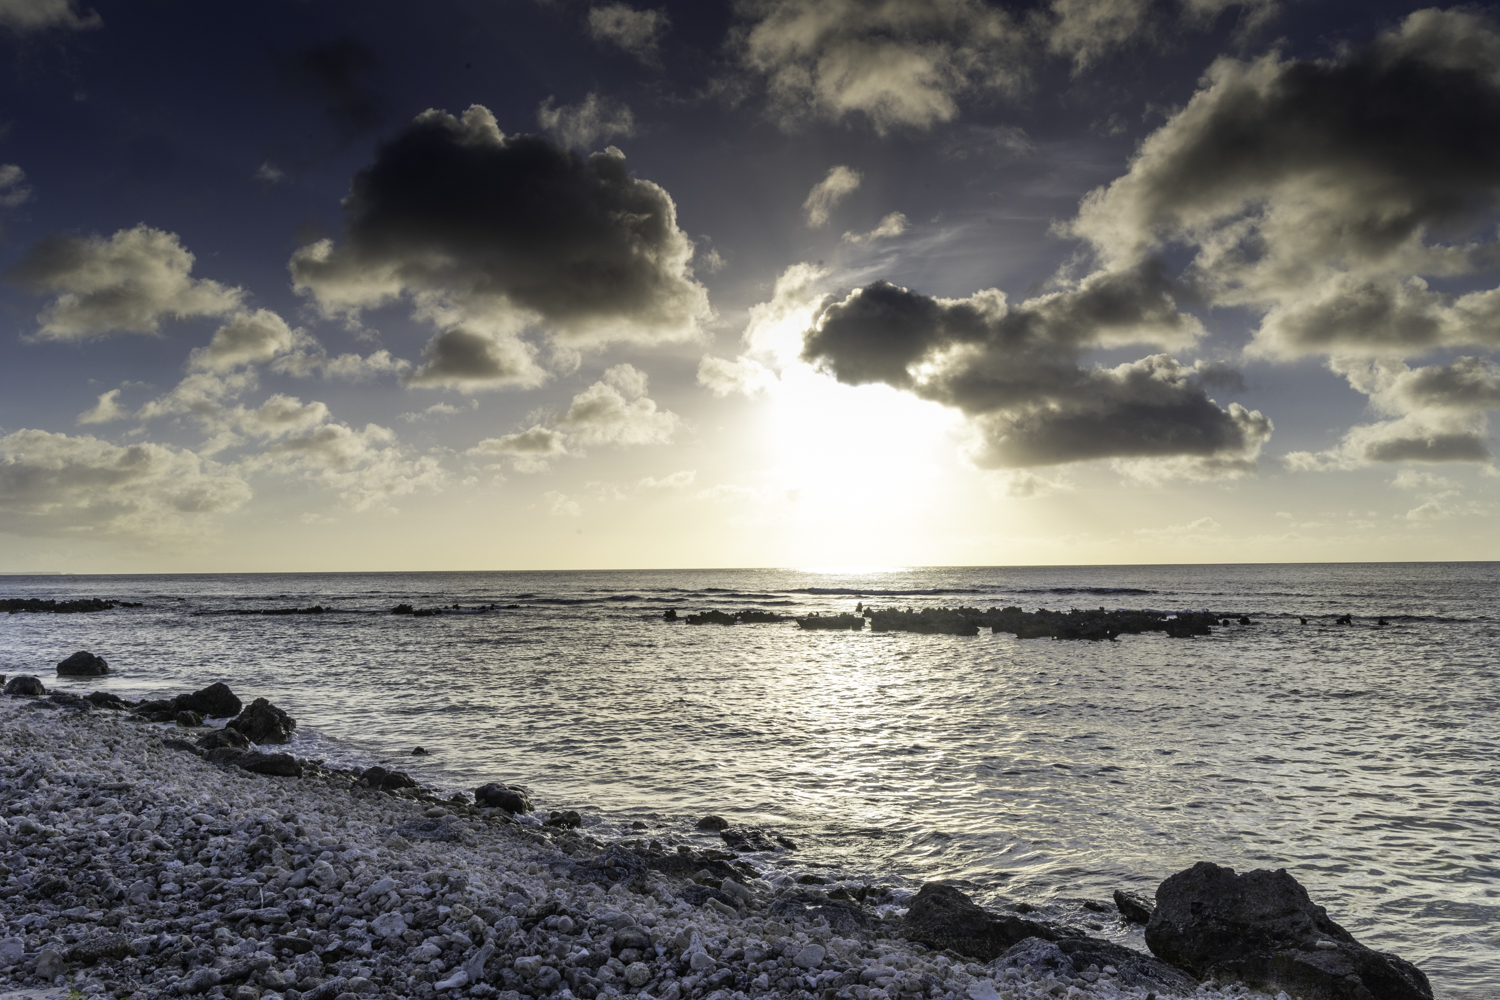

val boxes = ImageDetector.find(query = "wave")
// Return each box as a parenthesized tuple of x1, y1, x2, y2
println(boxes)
(789, 587, 990, 596)
(1012, 587, 1157, 595)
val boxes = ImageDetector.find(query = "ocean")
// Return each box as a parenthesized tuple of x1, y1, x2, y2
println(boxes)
(1, 563, 1495, 997)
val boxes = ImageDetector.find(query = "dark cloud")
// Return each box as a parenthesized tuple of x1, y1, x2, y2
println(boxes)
(800, 269, 1268, 473)
(277, 38, 388, 143)
(1071, 8, 1500, 357)
(404, 327, 544, 391)
(291, 105, 711, 374)
(0, 0, 100, 33)
(1362, 432, 1491, 464)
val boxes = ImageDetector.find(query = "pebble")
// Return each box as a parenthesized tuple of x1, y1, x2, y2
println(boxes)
(0, 696, 1290, 1000)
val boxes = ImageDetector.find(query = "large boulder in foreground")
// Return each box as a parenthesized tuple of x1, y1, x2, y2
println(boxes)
(901, 883, 1069, 960)
(1146, 862, 1432, 1000)
(4, 675, 45, 696)
(57, 651, 108, 676)
(227, 697, 296, 744)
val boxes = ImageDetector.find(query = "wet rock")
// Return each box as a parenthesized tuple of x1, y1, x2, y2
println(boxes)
(695, 814, 730, 831)
(176, 709, 204, 727)
(545, 809, 581, 828)
(361, 765, 418, 791)
(902, 883, 1070, 960)
(57, 650, 109, 676)
(45, 692, 93, 712)
(768, 893, 869, 935)
(719, 826, 785, 852)
(84, 691, 130, 710)
(1146, 861, 1432, 1000)
(391, 603, 415, 614)
(1115, 888, 1155, 924)
(228, 697, 297, 744)
(204, 746, 304, 777)
(679, 884, 738, 910)
(4, 675, 45, 696)
(412, 746, 430, 754)
(174, 680, 243, 718)
(198, 727, 252, 751)
(1055, 937, 1197, 992)
(474, 782, 531, 813)
(795, 613, 865, 631)
(685, 610, 737, 625)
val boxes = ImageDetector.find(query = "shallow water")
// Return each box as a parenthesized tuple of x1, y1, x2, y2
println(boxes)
(2, 563, 1496, 997)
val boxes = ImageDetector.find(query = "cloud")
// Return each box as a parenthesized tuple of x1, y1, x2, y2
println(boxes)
(558, 364, 680, 446)
(270, 347, 411, 382)
(843, 211, 907, 244)
(799, 270, 1269, 474)
(76, 389, 125, 425)
(277, 37, 387, 143)
(803, 165, 861, 227)
(8, 224, 243, 340)
(188, 309, 311, 372)
(0, 164, 34, 208)
(638, 469, 695, 489)
(255, 162, 286, 183)
(290, 105, 712, 381)
(470, 425, 569, 473)
(0, 429, 250, 537)
(587, 3, 669, 63)
(537, 92, 636, 149)
(1068, 8, 1500, 358)
(1042, 0, 1279, 72)
(245, 420, 444, 511)
(737, 0, 1027, 132)
(1286, 357, 1500, 469)
(697, 354, 779, 397)
(0, 0, 100, 33)
(544, 490, 581, 516)
(988, 469, 1073, 498)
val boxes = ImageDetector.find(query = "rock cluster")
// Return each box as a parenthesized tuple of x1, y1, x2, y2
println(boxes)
(793, 614, 864, 631)
(864, 606, 1230, 640)
(57, 652, 111, 677)
(0, 598, 142, 614)
(0, 685, 1424, 1000)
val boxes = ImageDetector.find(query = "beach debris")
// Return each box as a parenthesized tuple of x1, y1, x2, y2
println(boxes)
(1147, 861, 1433, 1000)
(56, 650, 109, 676)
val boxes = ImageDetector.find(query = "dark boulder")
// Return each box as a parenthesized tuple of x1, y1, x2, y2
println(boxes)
(901, 883, 1071, 961)
(768, 893, 869, 935)
(545, 810, 581, 829)
(174, 681, 242, 719)
(227, 697, 296, 744)
(391, 604, 415, 614)
(720, 827, 790, 852)
(474, 782, 532, 813)
(1055, 938, 1197, 992)
(205, 746, 304, 778)
(611, 925, 654, 954)
(131, 698, 178, 722)
(56, 651, 109, 676)
(679, 884, 739, 910)
(175, 710, 203, 727)
(361, 766, 418, 792)
(1114, 888, 1155, 924)
(84, 691, 130, 710)
(4, 675, 45, 696)
(695, 815, 730, 831)
(197, 727, 252, 751)
(46, 692, 92, 712)
(1146, 862, 1432, 1000)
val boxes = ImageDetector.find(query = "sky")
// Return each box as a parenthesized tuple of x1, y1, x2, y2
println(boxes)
(0, 0, 1498, 572)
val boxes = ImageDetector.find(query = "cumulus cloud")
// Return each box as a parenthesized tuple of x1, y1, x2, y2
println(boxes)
(697, 354, 779, 398)
(587, 3, 669, 63)
(843, 211, 907, 244)
(537, 92, 636, 149)
(558, 364, 680, 446)
(803, 165, 861, 227)
(799, 269, 1268, 473)
(290, 105, 712, 385)
(0, 0, 100, 33)
(255, 162, 287, 184)
(1286, 357, 1500, 468)
(76, 389, 126, 425)
(470, 426, 570, 473)
(0, 164, 34, 208)
(639, 469, 695, 489)
(1068, 8, 1500, 358)
(270, 347, 411, 382)
(8, 225, 243, 340)
(0, 429, 250, 537)
(188, 309, 311, 372)
(245, 420, 444, 511)
(1042, 0, 1278, 72)
(737, 0, 1027, 132)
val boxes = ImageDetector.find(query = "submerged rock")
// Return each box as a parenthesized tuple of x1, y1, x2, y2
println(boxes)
(1114, 887, 1155, 924)
(1146, 861, 1432, 1000)
(227, 696, 296, 743)
(695, 815, 730, 831)
(56, 650, 109, 676)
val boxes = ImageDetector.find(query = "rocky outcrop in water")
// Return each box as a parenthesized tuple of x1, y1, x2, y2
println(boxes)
(860, 605, 1228, 640)
(474, 782, 532, 813)
(56, 651, 110, 676)
(1146, 861, 1433, 1000)
(684, 610, 737, 625)
(4, 675, 46, 696)
(0, 597, 142, 613)
(228, 697, 297, 744)
(794, 613, 865, 631)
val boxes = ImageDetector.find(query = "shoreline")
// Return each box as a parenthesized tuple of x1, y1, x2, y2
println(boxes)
(0, 681, 1426, 1000)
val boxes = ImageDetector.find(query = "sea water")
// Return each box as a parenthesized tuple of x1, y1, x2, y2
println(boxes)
(1, 563, 1495, 997)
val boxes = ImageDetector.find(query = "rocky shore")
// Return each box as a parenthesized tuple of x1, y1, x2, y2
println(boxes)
(0, 673, 1431, 1000)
